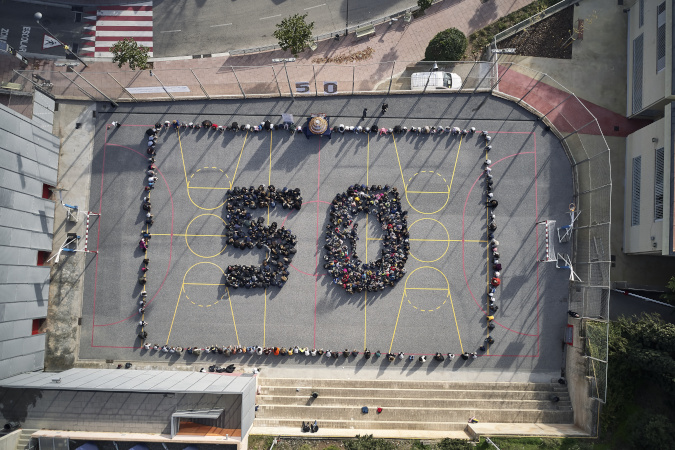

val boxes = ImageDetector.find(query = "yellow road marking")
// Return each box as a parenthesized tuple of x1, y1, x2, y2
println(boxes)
(391, 135, 407, 191)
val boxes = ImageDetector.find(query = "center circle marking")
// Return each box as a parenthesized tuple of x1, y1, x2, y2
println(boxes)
(408, 218, 451, 263)
(184, 213, 228, 258)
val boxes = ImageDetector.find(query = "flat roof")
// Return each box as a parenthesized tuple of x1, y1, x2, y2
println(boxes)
(0, 369, 254, 394)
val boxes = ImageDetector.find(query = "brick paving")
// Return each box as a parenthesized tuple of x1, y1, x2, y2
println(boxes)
(1, 0, 532, 100)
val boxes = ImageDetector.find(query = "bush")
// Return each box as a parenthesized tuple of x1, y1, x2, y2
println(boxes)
(631, 414, 675, 449)
(424, 28, 467, 61)
(344, 435, 395, 450)
(417, 0, 433, 14)
(436, 438, 474, 449)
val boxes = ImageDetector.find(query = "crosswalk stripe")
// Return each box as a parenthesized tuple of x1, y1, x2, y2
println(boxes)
(95, 30, 153, 36)
(86, 0, 153, 57)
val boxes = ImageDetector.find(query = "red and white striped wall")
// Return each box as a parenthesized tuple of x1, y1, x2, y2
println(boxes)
(81, 1, 153, 58)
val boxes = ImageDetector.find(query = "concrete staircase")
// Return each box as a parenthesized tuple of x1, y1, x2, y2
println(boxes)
(15, 429, 39, 450)
(252, 378, 573, 438)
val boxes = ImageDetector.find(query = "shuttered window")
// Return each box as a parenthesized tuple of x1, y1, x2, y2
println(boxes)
(632, 34, 643, 114)
(657, 2, 666, 72)
(639, 0, 644, 27)
(655, 148, 664, 220)
(632, 156, 641, 226)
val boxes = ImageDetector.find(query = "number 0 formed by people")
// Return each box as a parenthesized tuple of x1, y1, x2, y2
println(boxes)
(222, 184, 410, 294)
(323, 184, 410, 294)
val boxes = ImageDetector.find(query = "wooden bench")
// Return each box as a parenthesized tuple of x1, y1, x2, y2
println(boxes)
(1, 81, 23, 91)
(355, 25, 375, 38)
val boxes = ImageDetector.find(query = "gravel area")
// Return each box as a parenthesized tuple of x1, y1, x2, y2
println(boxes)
(499, 6, 574, 59)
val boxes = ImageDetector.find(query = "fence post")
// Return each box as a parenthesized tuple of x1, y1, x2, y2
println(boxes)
(151, 71, 175, 101)
(283, 61, 293, 101)
(72, 70, 118, 106)
(561, 119, 597, 140)
(352, 65, 355, 95)
(387, 61, 396, 95)
(271, 65, 282, 97)
(58, 72, 97, 101)
(516, 73, 543, 105)
(190, 68, 211, 100)
(472, 59, 498, 94)
(540, 92, 574, 119)
(489, 61, 512, 92)
(231, 66, 246, 99)
(313, 65, 318, 97)
(108, 73, 137, 102)
(459, 60, 477, 91)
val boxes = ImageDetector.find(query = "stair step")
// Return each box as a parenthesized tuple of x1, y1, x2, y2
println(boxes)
(255, 405, 574, 423)
(253, 418, 471, 431)
(260, 378, 564, 391)
(258, 396, 571, 409)
(260, 387, 569, 400)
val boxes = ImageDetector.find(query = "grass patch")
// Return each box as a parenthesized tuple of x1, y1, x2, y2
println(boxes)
(467, 0, 560, 58)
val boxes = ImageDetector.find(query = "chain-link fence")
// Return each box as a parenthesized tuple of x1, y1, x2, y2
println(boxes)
(6, 52, 609, 406)
(492, 60, 611, 406)
(7, 59, 501, 103)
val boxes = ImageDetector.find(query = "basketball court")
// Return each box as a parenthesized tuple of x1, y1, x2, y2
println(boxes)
(80, 94, 573, 375)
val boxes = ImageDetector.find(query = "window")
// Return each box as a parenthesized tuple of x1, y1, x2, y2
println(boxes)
(631, 156, 641, 226)
(632, 34, 644, 114)
(32, 318, 46, 335)
(42, 184, 54, 200)
(36, 251, 50, 266)
(657, 2, 666, 72)
(655, 148, 664, 220)
(639, 0, 644, 27)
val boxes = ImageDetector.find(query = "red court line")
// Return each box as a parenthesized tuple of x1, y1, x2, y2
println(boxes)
(91, 144, 174, 330)
(282, 199, 330, 277)
(462, 150, 539, 340)
(313, 141, 322, 348)
(534, 133, 540, 356)
(91, 129, 108, 346)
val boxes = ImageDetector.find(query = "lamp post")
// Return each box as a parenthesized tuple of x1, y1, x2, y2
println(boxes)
(34, 12, 88, 68)
(273, 58, 295, 101)
(344, 0, 349, 36)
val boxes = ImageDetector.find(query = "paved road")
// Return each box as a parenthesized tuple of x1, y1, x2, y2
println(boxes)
(0, 1, 87, 59)
(152, 0, 416, 57)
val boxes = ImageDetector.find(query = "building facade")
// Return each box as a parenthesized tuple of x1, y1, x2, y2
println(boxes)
(0, 92, 58, 379)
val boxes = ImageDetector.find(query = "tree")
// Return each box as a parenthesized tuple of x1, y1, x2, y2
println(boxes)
(417, 0, 433, 14)
(110, 38, 150, 70)
(424, 28, 468, 62)
(273, 13, 315, 58)
(660, 275, 675, 305)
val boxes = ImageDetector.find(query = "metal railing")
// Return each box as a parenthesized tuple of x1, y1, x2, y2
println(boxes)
(494, 0, 583, 43)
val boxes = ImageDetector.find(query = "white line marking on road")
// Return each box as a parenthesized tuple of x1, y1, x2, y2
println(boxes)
(260, 14, 281, 20)
(161, 30, 182, 33)
(210, 23, 232, 27)
(304, 3, 326, 10)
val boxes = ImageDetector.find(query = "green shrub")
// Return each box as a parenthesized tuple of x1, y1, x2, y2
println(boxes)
(344, 435, 394, 450)
(436, 438, 474, 449)
(424, 28, 467, 61)
(417, 0, 433, 14)
(630, 414, 675, 449)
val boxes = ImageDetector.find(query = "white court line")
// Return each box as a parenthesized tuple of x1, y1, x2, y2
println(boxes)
(210, 23, 232, 27)
(160, 30, 182, 33)
(95, 30, 153, 36)
(304, 3, 326, 10)
(260, 14, 281, 20)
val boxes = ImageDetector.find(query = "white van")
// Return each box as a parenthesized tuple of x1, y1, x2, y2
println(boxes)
(410, 71, 462, 91)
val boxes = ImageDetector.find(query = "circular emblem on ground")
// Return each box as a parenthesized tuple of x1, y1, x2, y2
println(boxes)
(324, 184, 410, 294)
(308, 117, 328, 135)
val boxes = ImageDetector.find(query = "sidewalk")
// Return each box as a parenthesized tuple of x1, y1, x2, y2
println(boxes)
(1, 0, 532, 101)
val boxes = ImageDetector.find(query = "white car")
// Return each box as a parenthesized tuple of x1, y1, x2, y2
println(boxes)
(411, 71, 462, 91)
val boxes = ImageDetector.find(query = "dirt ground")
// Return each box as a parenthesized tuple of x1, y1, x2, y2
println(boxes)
(498, 6, 574, 59)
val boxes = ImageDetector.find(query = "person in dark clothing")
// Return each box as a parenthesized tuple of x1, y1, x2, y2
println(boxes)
(381, 103, 388, 114)
(362, 108, 368, 119)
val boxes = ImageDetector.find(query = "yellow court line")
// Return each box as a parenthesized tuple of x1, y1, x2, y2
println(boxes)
(391, 135, 407, 191)
(405, 287, 451, 291)
(228, 290, 240, 347)
(152, 233, 228, 237)
(183, 282, 227, 286)
(264, 130, 272, 347)
(364, 132, 369, 350)
(187, 186, 231, 190)
(406, 191, 453, 194)
(366, 237, 486, 243)
(447, 135, 463, 197)
(229, 131, 249, 189)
